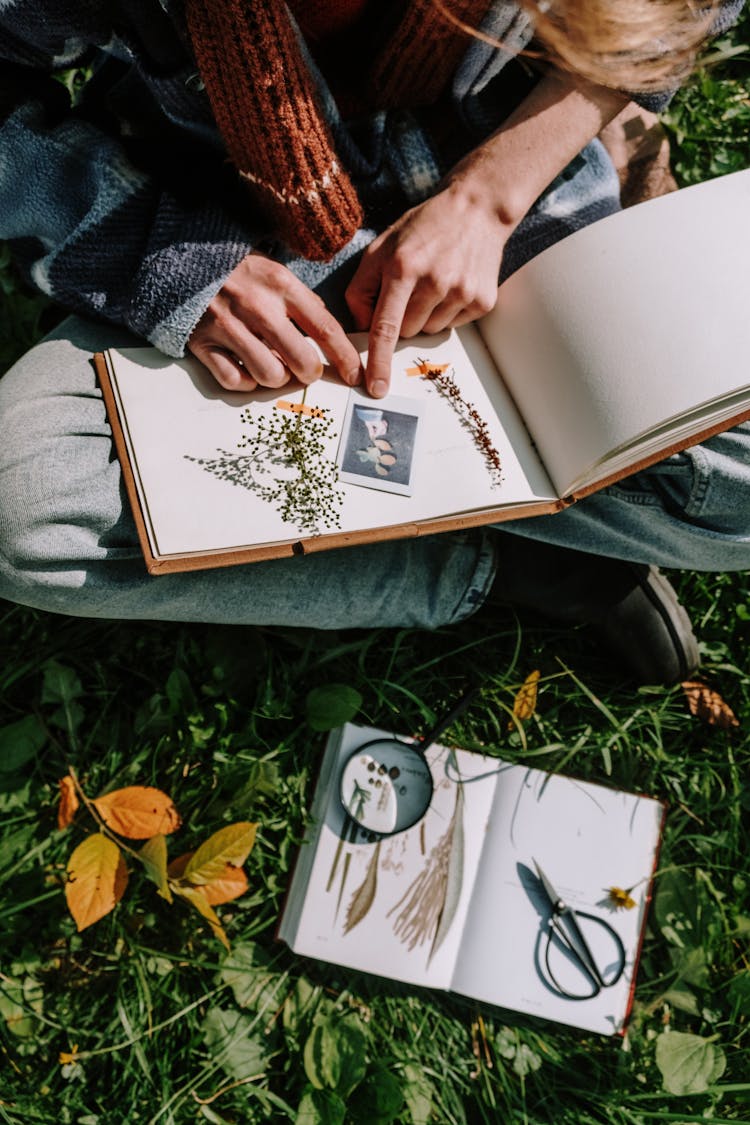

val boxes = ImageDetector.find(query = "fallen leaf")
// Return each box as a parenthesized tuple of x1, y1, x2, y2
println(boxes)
(509, 670, 541, 728)
(681, 681, 739, 730)
(65, 833, 128, 931)
(57, 775, 79, 830)
(93, 785, 181, 839)
(182, 822, 257, 886)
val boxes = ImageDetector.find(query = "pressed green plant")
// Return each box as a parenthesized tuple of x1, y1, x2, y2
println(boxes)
(188, 393, 345, 535)
(236, 398, 344, 533)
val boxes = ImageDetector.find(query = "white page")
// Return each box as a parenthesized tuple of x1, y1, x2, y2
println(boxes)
(480, 169, 750, 496)
(450, 765, 663, 1035)
(279, 725, 499, 990)
(106, 329, 555, 560)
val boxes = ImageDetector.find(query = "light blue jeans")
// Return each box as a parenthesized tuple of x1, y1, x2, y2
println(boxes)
(0, 316, 748, 628)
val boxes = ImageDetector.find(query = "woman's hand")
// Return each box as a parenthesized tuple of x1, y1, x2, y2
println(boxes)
(189, 253, 363, 392)
(345, 183, 512, 398)
(345, 71, 629, 399)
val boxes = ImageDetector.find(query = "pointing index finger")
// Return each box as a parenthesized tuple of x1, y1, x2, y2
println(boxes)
(365, 279, 413, 398)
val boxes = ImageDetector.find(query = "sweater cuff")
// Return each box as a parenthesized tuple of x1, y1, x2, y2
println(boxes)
(127, 210, 257, 357)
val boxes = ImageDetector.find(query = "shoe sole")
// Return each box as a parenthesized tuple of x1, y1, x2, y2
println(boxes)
(638, 566, 700, 682)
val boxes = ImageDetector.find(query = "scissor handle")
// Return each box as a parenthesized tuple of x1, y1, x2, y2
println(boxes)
(543, 907, 626, 1001)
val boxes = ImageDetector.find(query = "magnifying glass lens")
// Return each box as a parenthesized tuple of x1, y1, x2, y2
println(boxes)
(339, 739, 433, 836)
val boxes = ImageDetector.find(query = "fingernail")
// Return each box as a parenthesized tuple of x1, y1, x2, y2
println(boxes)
(370, 380, 388, 398)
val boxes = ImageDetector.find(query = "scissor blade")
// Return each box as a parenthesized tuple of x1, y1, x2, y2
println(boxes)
(532, 859, 563, 908)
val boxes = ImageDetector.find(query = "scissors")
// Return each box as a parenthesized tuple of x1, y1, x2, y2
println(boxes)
(533, 860, 626, 1001)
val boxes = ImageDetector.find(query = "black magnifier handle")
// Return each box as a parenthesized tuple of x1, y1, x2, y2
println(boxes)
(417, 682, 482, 755)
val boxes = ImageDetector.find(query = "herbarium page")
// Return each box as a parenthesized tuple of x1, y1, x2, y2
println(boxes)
(449, 765, 664, 1035)
(481, 169, 750, 498)
(104, 328, 556, 561)
(279, 724, 500, 990)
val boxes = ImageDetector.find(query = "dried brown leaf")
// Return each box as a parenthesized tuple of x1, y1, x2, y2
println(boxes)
(65, 833, 128, 931)
(681, 680, 739, 730)
(343, 840, 381, 935)
(57, 775, 79, 830)
(93, 785, 181, 839)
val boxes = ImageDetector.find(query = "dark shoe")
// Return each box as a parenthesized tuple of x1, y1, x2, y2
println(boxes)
(488, 535, 699, 686)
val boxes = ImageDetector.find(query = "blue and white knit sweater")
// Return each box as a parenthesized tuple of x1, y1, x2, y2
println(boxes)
(0, 1, 742, 358)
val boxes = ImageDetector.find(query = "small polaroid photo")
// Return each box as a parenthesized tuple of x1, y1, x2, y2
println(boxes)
(337, 393, 423, 496)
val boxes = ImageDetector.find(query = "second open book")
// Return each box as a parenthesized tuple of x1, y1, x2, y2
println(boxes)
(278, 723, 665, 1036)
(96, 169, 750, 573)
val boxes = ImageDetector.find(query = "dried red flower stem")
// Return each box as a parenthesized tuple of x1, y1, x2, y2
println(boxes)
(418, 360, 503, 484)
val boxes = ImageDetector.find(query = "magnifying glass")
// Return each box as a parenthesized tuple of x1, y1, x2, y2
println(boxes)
(339, 684, 480, 838)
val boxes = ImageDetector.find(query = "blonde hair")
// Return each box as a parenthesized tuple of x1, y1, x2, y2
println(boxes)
(434, 0, 717, 92)
(521, 0, 716, 92)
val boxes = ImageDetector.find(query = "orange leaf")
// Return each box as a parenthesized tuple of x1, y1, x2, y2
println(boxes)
(57, 775, 80, 830)
(509, 670, 541, 728)
(167, 851, 192, 881)
(169, 850, 249, 904)
(65, 833, 128, 931)
(681, 680, 739, 730)
(93, 786, 181, 839)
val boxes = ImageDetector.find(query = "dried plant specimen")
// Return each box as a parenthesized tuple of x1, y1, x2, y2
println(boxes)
(414, 359, 503, 485)
(343, 840, 383, 934)
(188, 395, 343, 534)
(387, 785, 465, 959)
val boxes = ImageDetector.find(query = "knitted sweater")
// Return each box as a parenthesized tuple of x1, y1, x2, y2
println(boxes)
(0, 0, 742, 358)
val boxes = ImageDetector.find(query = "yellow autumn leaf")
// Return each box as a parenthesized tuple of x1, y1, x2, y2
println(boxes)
(182, 822, 257, 886)
(65, 833, 128, 931)
(93, 786, 181, 839)
(168, 850, 249, 906)
(139, 834, 172, 902)
(57, 775, 79, 830)
(509, 670, 541, 728)
(172, 883, 230, 950)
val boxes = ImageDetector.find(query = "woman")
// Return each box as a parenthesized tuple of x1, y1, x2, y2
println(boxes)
(0, 0, 743, 683)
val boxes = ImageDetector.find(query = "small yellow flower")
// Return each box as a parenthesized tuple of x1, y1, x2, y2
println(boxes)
(59, 1045, 79, 1065)
(607, 886, 637, 911)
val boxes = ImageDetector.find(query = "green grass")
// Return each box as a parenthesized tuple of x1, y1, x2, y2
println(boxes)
(2, 19, 750, 1124)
